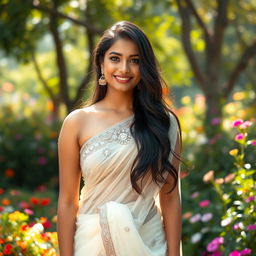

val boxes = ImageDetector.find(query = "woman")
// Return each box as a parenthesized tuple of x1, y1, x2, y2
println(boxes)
(57, 21, 182, 256)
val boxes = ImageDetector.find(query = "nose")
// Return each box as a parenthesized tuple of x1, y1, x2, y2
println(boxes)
(119, 60, 130, 73)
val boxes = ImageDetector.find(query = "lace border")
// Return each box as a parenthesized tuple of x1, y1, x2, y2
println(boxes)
(99, 204, 117, 256)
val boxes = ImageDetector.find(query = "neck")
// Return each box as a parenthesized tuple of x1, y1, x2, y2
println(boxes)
(100, 88, 134, 114)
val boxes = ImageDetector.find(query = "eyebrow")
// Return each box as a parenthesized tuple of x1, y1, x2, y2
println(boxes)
(109, 51, 139, 57)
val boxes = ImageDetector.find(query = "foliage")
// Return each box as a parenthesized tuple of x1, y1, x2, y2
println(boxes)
(0, 103, 60, 189)
(181, 117, 256, 255)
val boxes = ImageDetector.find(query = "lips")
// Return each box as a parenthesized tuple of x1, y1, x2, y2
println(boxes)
(114, 75, 132, 83)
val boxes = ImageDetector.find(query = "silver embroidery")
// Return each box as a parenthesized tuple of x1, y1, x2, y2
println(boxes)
(80, 117, 134, 159)
(99, 204, 117, 256)
(103, 148, 111, 157)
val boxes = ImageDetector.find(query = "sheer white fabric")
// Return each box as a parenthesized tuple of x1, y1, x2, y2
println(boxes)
(74, 113, 179, 256)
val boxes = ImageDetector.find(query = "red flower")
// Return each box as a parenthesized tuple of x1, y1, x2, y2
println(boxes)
(3, 244, 13, 254)
(0, 188, 4, 195)
(20, 224, 29, 231)
(41, 198, 51, 206)
(42, 220, 52, 229)
(30, 197, 40, 205)
(4, 168, 15, 178)
(0, 206, 4, 212)
(0, 239, 5, 244)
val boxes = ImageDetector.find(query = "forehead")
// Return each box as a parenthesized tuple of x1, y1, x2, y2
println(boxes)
(105, 38, 139, 55)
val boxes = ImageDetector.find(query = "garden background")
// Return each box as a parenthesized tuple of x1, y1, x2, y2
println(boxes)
(0, 0, 255, 255)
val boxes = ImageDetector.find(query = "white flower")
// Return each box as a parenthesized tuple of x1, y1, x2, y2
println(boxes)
(202, 213, 213, 222)
(3, 206, 14, 213)
(191, 232, 202, 244)
(221, 217, 232, 227)
(31, 223, 44, 233)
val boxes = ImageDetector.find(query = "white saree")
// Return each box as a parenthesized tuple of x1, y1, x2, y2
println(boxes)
(74, 112, 179, 256)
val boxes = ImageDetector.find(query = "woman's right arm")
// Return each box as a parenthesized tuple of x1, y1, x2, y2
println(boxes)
(57, 111, 82, 256)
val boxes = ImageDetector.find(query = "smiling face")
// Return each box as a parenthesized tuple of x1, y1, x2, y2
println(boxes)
(101, 37, 141, 92)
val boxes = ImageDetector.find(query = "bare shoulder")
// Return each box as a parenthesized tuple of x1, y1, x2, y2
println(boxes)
(58, 108, 90, 144)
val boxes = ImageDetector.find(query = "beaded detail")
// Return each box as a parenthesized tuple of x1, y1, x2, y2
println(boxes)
(80, 116, 134, 159)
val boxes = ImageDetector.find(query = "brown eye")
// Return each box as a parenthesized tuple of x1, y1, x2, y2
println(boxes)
(110, 56, 119, 61)
(130, 58, 139, 64)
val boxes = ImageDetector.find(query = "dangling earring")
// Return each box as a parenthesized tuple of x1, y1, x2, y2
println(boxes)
(99, 69, 107, 86)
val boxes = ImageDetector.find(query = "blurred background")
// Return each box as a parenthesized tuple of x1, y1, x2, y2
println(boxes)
(0, 0, 255, 255)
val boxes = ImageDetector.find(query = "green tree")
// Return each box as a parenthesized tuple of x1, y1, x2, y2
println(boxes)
(175, 0, 256, 138)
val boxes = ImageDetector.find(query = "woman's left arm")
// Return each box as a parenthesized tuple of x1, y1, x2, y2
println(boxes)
(159, 131, 182, 256)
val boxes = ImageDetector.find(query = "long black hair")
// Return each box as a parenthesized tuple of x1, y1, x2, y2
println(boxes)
(86, 21, 182, 193)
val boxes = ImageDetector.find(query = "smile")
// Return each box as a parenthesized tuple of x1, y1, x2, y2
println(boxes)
(114, 75, 132, 83)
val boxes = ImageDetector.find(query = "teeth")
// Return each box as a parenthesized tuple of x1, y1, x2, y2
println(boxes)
(115, 76, 130, 81)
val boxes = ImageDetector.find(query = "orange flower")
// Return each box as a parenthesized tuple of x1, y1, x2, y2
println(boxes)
(41, 198, 51, 206)
(4, 169, 15, 178)
(0, 239, 5, 244)
(30, 197, 40, 205)
(16, 240, 27, 249)
(1, 198, 11, 206)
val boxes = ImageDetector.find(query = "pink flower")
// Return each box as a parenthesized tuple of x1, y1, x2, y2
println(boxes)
(246, 224, 256, 230)
(38, 157, 47, 165)
(233, 222, 243, 230)
(232, 119, 243, 127)
(199, 200, 210, 208)
(191, 191, 200, 198)
(246, 196, 255, 203)
(240, 121, 252, 129)
(229, 251, 241, 256)
(207, 237, 224, 252)
(207, 241, 219, 252)
(235, 133, 245, 141)
(251, 140, 256, 146)
(241, 248, 251, 255)
(24, 208, 34, 215)
(212, 237, 224, 244)
(189, 213, 201, 223)
(211, 117, 221, 126)
(212, 252, 222, 256)
(18, 201, 30, 209)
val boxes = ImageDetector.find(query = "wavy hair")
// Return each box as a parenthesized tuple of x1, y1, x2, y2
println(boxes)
(86, 21, 182, 193)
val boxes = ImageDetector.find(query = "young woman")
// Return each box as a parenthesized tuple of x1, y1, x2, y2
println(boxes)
(57, 21, 182, 256)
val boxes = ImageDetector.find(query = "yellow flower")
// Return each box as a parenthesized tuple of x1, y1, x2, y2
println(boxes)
(8, 211, 28, 222)
(233, 91, 246, 101)
(229, 149, 238, 156)
(181, 96, 191, 105)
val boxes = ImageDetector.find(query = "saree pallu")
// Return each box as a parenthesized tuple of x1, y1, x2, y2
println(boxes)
(74, 113, 179, 256)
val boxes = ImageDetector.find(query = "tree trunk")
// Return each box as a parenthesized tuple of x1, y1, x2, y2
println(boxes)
(204, 92, 223, 139)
